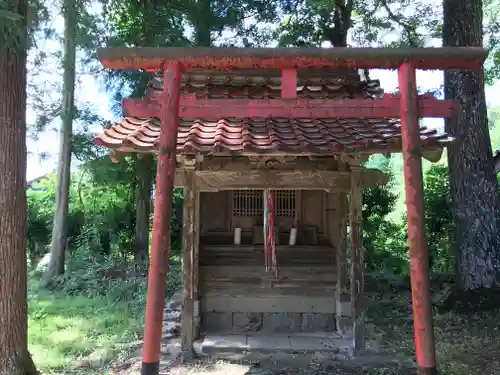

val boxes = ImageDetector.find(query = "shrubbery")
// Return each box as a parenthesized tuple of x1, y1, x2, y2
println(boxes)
(28, 156, 183, 303)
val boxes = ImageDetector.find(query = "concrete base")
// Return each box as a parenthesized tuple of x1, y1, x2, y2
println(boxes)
(195, 332, 353, 360)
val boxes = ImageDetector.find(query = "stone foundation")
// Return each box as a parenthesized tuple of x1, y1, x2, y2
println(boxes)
(202, 312, 336, 333)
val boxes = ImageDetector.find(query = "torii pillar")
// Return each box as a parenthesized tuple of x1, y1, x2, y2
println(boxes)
(398, 62, 436, 375)
(141, 61, 182, 375)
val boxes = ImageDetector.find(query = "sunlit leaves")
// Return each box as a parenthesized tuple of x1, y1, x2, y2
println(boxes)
(274, 0, 441, 48)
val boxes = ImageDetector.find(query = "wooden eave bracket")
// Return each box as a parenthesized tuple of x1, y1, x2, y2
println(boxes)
(177, 154, 199, 169)
(341, 154, 370, 167)
(382, 147, 445, 164)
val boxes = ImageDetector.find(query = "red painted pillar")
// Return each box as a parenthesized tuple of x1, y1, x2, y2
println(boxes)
(142, 61, 182, 375)
(398, 62, 437, 375)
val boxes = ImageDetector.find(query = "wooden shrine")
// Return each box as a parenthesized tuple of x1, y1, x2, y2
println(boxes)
(94, 47, 488, 375)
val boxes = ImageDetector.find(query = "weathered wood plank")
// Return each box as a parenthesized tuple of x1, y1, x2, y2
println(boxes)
(200, 284, 337, 297)
(198, 156, 338, 173)
(201, 286, 338, 297)
(334, 193, 350, 335)
(201, 245, 333, 252)
(201, 295, 349, 314)
(200, 266, 336, 282)
(175, 167, 389, 191)
(200, 191, 229, 233)
(181, 169, 196, 353)
(350, 169, 364, 350)
(98, 46, 488, 71)
(193, 191, 200, 339)
(194, 169, 388, 191)
(200, 254, 334, 266)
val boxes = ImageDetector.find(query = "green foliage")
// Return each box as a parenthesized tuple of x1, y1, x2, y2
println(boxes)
(489, 105, 500, 149)
(361, 156, 456, 278)
(27, 161, 184, 267)
(275, 0, 440, 47)
(423, 164, 454, 274)
(55, 252, 181, 301)
(0, 0, 26, 52)
(362, 161, 408, 276)
(484, 0, 500, 83)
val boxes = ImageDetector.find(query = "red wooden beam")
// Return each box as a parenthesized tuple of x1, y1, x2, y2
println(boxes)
(399, 62, 437, 375)
(123, 95, 458, 120)
(98, 47, 488, 71)
(142, 61, 182, 375)
(281, 69, 297, 98)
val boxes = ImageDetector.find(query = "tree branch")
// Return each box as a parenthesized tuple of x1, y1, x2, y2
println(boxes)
(379, 0, 419, 47)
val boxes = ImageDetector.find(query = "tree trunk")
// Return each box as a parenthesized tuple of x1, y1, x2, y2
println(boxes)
(192, 0, 213, 46)
(45, 0, 77, 284)
(443, 0, 500, 289)
(0, 1, 38, 374)
(134, 155, 153, 269)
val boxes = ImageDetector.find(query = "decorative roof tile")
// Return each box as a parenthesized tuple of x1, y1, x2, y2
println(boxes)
(95, 116, 452, 155)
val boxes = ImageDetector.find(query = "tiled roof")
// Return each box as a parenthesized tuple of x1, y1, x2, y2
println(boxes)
(95, 116, 452, 154)
(95, 70, 452, 155)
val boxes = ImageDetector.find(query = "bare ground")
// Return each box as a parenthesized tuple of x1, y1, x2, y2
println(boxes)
(107, 290, 500, 375)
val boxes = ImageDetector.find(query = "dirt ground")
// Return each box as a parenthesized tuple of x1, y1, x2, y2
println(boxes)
(108, 290, 500, 375)
(112, 354, 416, 375)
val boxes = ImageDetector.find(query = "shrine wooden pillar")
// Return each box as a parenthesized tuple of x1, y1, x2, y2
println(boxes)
(398, 62, 437, 375)
(349, 168, 364, 350)
(141, 61, 182, 375)
(193, 190, 201, 339)
(333, 193, 349, 335)
(181, 162, 199, 359)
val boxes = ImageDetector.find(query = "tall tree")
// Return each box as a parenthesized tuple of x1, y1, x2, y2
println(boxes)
(133, 0, 163, 270)
(44, 0, 78, 283)
(105, 0, 187, 269)
(0, 1, 38, 374)
(276, 0, 438, 48)
(443, 0, 500, 289)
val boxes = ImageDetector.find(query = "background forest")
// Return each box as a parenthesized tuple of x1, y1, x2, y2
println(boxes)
(7, 0, 500, 373)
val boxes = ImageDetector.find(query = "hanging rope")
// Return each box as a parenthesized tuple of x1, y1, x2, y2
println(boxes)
(263, 189, 277, 277)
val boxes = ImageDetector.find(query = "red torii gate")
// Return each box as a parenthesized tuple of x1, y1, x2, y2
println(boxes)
(97, 46, 488, 375)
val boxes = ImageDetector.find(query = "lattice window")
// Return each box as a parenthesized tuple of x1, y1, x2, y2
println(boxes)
(233, 190, 263, 217)
(276, 190, 296, 217)
(232, 190, 296, 217)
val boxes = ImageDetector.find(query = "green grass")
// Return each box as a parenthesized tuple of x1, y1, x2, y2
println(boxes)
(27, 262, 182, 374)
(28, 277, 145, 374)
